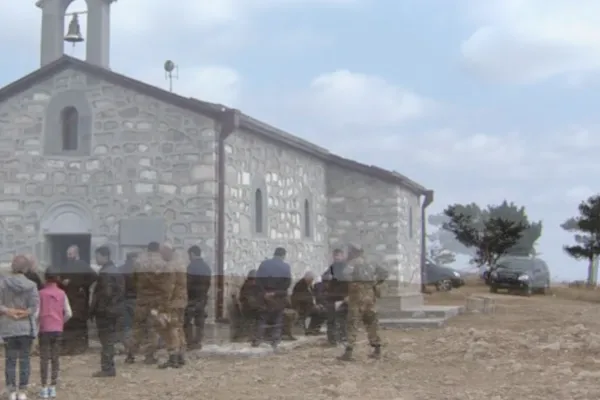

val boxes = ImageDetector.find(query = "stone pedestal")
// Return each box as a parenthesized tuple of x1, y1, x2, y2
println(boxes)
(378, 292, 424, 316)
(397, 292, 424, 309)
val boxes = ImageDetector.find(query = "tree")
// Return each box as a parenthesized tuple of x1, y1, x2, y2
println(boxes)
(427, 232, 456, 265)
(562, 194, 600, 286)
(441, 201, 542, 266)
(428, 213, 475, 257)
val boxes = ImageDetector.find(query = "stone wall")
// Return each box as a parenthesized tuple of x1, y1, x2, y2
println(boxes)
(326, 165, 422, 295)
(223, 129, 329, 301)
(0, 68, 217, 276)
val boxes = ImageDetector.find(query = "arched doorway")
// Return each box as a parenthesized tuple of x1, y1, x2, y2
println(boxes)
(41, 201, 93, 266)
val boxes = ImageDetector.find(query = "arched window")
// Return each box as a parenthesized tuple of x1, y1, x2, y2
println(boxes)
(254, 189, 263, 233)
(61, 106, 79, 151)
(303, 199, 311, 237)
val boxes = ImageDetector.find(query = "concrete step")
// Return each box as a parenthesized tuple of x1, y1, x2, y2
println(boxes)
(380, 317, 447, 329)
(378, 305, 464, 319)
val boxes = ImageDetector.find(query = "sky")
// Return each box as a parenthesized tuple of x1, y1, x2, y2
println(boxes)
(1, 0, 598, 281)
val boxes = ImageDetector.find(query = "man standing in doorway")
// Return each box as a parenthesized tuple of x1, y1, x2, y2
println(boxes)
(184, 246, 211, 350)
(90, 246, 125, 377)
(58, 245, 97, 355)
(253, 247, 292, 350)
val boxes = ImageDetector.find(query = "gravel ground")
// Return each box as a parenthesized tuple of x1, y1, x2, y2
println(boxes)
(4, 292, 600, 400)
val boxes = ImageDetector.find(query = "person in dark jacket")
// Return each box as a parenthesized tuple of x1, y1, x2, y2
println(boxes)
(23, 255, 43, 291)
(253, 247, 292, 349)
(58, 245, 97, 355)
(324, 248, 348, 345)
(117, 252, 138, 345)
(89, 246, 125, 378)
(184, 245, 212, 350)
(230, 270, 261, 342)
(291, 272, 326, 335)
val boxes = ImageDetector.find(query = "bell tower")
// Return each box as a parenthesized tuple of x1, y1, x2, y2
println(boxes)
(37, 0, 116, 68)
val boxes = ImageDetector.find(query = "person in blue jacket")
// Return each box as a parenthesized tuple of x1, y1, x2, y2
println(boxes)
(253, 247, 292, 349)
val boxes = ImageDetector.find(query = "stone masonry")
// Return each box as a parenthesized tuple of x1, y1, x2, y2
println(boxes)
(0, 68, 217, 267)
(223, 129, 329, 299)
(222, 130, 423, 304)
(326, 165, 422, 295)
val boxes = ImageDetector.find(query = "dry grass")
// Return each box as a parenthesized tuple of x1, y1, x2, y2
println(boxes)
(550, 283, 600, 303)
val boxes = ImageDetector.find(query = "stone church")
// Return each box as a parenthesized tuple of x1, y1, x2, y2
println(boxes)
(0, 0, 433, 319)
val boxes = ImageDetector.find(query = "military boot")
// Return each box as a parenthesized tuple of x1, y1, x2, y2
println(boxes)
(124, 354, 135, 364)
(337, 346, 354, 361)
(368, 345, 381, 360)
(158, 354, 181, 369)
(143, 355, 158, 365)
(177, 353, 186, 367)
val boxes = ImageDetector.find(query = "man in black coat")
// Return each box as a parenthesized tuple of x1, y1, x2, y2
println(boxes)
(184, 245, 212, 350)
(230, 269, 262, 342)
(117, 252, 138, 345)
(291, 272, 326, 335)
(323, 248, 348, 345)
(58, 245, 97, 355)
(253, 247, 292, 349)
(89, 246, 125, 378)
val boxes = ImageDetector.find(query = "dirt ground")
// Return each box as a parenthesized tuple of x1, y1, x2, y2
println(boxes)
(7, 286, 600, 400)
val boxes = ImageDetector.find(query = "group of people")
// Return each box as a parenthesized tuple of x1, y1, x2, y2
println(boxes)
(0, 241, 387, 400)
(0, 242, 212, 399)
(230, 245, 388, 361)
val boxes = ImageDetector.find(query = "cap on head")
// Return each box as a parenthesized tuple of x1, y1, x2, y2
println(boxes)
(45, 266, 61, 282)
(147, 242, 160, 252)
(187, 245, 201, 258)
(11, 255, 31, 274)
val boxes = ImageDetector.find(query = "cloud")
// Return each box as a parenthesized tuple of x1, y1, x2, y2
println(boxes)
(566, 186, 593, 201)
(133, 64, 242, 107)
(299, 70, 432, 129)
(461, 0, 600, 84)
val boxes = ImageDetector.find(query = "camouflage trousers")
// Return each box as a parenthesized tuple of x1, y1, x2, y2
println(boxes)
(127, 303, 159, 357)
(346, 301, 380, 347)
(156, 308, 185, 354)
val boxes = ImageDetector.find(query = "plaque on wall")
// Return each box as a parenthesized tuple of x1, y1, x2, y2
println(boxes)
(119, 217, 166, 246)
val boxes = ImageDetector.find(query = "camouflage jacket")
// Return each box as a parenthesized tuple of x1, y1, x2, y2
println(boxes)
(345, 256, 388, 305)
(167, 255, 188, 309)
(132, 251, 171, 307)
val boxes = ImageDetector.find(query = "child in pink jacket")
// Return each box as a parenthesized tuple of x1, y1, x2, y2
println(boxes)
(37, 268, 72, 399)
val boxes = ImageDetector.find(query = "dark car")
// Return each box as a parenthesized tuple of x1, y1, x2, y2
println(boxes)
(424, 260, 465, 292)
(488, 256, 550, 296)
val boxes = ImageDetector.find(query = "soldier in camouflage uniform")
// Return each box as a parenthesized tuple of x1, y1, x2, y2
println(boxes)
(338, 243, 388, 361)
(125, 242, 168, 364)
(157, 243, 187, 369)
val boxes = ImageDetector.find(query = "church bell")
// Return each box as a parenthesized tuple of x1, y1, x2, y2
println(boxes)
(64, 13, 84, 44)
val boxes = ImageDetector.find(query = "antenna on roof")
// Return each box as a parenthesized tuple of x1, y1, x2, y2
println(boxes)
(164, 60, 179, 92)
